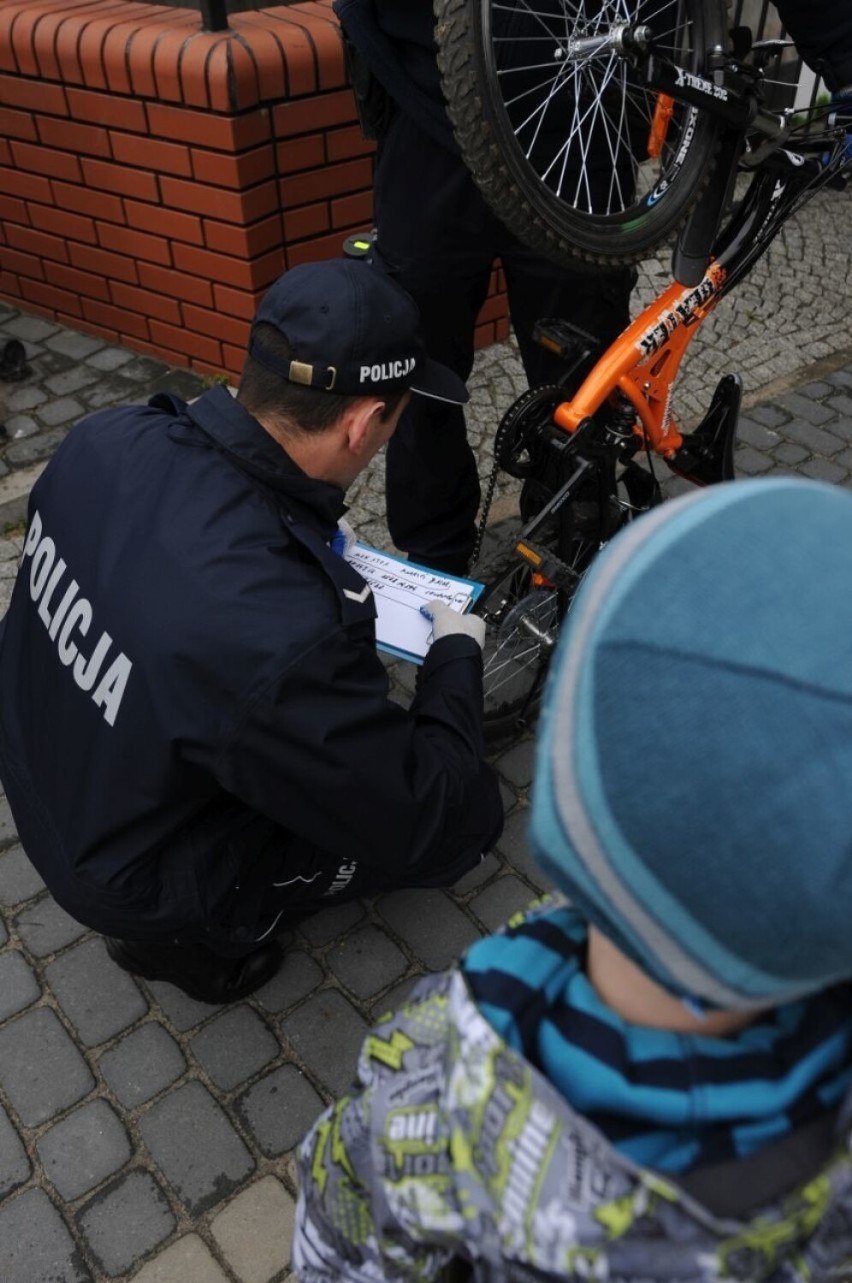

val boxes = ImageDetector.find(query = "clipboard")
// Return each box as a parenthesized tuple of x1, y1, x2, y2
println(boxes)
(344, 542, 485, 664)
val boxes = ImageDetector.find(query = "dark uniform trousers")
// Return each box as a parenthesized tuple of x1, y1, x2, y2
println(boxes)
(374, 109, 636, 575)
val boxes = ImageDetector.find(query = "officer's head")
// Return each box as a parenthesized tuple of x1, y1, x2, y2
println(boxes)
(238, 260, 468, 485)
(531, 477, 852, 1017)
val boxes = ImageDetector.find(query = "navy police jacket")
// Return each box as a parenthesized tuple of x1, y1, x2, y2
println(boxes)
(0, 387, 502, 938)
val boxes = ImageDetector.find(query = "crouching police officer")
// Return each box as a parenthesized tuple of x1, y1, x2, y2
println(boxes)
(0, 259, 503, 1004)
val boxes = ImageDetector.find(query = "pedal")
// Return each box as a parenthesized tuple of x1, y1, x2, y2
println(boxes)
(667, 373, 741, 486)
(513, 538, 582, 591)
(532, 317, 601, 366)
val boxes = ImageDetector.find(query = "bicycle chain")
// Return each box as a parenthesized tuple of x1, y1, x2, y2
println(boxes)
(470, 385, 567, 570)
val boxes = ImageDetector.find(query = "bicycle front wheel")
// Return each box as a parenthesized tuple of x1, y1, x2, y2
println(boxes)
(436, 0, 729, 267)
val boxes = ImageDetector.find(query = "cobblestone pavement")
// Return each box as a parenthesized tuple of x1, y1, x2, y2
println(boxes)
(0, 186, 850, 1282)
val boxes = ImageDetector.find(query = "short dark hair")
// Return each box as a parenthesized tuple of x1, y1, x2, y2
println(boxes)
(238, 323, 405, 433)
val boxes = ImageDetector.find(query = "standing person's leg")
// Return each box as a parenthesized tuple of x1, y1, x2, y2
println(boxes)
(383, 285, 487, 575)
(501, 241, 635, 393)
(372, 112, 496, 575)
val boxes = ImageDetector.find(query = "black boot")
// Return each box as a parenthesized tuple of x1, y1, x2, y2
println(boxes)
(105, 935, 282, 1003)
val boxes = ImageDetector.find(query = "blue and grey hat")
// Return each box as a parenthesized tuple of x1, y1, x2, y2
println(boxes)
(532, 477, 852, 1011)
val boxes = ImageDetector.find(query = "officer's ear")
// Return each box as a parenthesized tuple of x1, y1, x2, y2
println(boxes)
(344, 397, 393, 458)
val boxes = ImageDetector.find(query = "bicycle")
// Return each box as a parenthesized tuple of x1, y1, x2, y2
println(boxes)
(444, 10, 852, 742)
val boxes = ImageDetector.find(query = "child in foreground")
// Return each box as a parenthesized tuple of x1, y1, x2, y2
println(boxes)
(293, 476, 852, 1283)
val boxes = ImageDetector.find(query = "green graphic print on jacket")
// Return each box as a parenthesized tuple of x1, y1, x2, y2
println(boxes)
(293, 899, 852, 1282)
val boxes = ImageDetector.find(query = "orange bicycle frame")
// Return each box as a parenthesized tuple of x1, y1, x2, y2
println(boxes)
(553, 260, 728, 457)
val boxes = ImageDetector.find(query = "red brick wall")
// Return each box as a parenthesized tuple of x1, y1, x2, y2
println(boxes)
(0, 1, 509, 380)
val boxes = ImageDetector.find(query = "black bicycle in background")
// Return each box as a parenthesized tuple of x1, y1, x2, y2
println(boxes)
(432, 2, 851, 743)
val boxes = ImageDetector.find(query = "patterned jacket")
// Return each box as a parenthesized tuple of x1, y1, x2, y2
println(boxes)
(294, 904, 852, 1283)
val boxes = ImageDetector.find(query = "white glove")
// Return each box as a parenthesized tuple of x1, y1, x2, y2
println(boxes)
(331, 517, 357, 558)
(423, 600, 486, 650)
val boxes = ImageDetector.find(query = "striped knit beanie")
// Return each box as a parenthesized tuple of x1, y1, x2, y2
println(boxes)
(531, 477, 852, 1010)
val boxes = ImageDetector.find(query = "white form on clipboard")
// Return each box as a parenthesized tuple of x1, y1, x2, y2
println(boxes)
(343, 542, 485, 664)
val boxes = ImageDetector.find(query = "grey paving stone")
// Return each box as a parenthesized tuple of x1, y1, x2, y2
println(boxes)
(47, 936, 148, 1046)
(38, 1099, 132, 1201)
(209, 1175, 295, 1283)
(0, 1187, 90, 1283)
(0, 796, 17, 845)
(735, 416, 781, 451)
(0, 842, 45, 904)
(45, 331, 106, 360)
(83, 346, 135, 372)
(280, 989, 369, 1096)
(235, 1063, 324, 1157)
(81, 373, 148, 411)
(749, 402, 791, 428)
(498, 779, 517, 813)
(3, 414, 39, 440)
(130, 1235, 230, 1283)
(77, 1170, 174, 1277)
(2, 315, 61, 343)
(118, 356, 170, 384)
(27, 348, 77, 376)
(798, 380, 833, 398)
(391, 658, 418, 696)
(470, 875, 539, 932)
(99, 1022, 186, 1108)
(0, 1103, 30, 1197)
(773, 442, 810, 466)
(0, 1007, 94, 1126)
(145, 980, 223, 1031)
(326, 925, 408, 1000)
(772, 416, 847, 457)
(0, 916, 7, 947)
(734, 445, 774, 474)
(5, 427, 68, 467)
(778, 390, 840, 427)
(495, 807, 554, 893)
(138, 1080, 255, 1215)
(190, 1005, 279, 1091)
(370, 975, 423, 1022)
(14, 894, 89, 956)
(451, 851, 501, 896)
(296, 900, 365, 947)
(0, 948, 41, 1019)
(37, 396, 85, 427)
(800, 457, 849, 484)
(377, 889, 482, 970)
(827, 392, 852, 419)
(5, 384, 47, 411)
(44, 368, 100, 397)
(254, 948, 323, 1015)
(494, 737, 536, 790)
(145, 368, 208, 401)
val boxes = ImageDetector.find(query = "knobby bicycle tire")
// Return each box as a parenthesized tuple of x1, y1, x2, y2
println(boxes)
(478, 554, 565, 747)
(435, 0, 729, 267)
(478, 519, 601, 745)
(478, 451, 664, 744)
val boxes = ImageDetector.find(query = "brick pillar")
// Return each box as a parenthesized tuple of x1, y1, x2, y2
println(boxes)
(0, 1, 509, 380)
